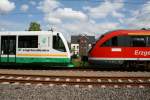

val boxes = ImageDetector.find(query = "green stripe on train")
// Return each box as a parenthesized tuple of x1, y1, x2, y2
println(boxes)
(0, 57, 70, 63)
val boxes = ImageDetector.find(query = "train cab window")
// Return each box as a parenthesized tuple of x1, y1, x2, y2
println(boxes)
(112, 37, 118, 46)
(102, 39, 111, 46)
(102, 36, 118, 47)
(53, 35, 66, 52)
(132, 36, 146, 47)
(18, 36, 38, 48)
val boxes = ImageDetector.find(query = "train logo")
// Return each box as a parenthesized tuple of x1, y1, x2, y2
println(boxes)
(134, 50, 150, 56)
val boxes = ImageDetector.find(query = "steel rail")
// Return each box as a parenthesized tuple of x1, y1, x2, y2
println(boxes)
(0, 73, 150, 79)
(0, 73, 150, 87)
(0, 78, 150, 87)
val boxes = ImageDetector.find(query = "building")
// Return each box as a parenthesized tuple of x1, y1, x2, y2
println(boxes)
(71, 34, 95, 56)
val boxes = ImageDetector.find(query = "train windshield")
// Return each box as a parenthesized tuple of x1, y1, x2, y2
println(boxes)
(53, 35, 66, 52)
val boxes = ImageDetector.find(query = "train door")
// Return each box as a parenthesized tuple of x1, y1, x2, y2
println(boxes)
(1, 36, 16, 63)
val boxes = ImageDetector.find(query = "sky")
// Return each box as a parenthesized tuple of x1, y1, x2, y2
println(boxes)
(0, 0, 150, 41)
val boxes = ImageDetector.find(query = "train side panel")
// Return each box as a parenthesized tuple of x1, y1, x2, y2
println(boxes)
(0, 31, 71, 66)
(89, 47, 150, 60)
(88, 30, 150, 67)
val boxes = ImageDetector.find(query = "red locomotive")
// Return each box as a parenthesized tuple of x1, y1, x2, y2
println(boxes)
(88, 30, 150, 68)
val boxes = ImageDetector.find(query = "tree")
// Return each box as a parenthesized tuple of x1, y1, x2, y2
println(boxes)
(28, 22, 41, 31)
(141, 28, 146, 30)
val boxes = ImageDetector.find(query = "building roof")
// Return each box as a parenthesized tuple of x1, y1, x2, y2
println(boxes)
(71, 35, 95, 44)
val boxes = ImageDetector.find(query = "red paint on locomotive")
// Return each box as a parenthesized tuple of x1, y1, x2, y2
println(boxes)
(88, 30, 150, 65)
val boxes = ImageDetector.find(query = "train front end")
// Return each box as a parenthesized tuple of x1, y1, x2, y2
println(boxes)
(88, 30, 150, 68)
(51, 32, 72, 67)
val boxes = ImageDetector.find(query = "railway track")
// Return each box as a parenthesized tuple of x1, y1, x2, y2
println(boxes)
(0, 73, 150, 88)
(0, 64, 150, 72)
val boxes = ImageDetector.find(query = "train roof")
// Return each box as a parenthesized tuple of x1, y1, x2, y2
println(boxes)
(0, 31, 62, 35)
(99, 29, 150, 39)
(108, 29, 150, 35)
(97, 29, 150, 46)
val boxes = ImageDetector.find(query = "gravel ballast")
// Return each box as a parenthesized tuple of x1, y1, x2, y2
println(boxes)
(0, 69, 150, 77)
(0, 84, 149, 100)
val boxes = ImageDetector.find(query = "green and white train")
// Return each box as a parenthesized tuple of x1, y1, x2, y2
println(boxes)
(0, 31, 71, 66)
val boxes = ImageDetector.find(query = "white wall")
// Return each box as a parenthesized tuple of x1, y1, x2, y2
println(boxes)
(71, 44, 79, 55)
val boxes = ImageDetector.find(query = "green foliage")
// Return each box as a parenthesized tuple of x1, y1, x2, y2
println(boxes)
(28, 22, 41, 31)
(71, 58, 89, 67)
(141, 28, 146, 30)
(71, 54, 78, 59)
(71, 48, 75, 52)
(71, 59, 81, 67)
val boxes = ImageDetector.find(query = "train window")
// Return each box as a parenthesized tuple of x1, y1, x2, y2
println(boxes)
(1, 36, 16, 54)
(148, 36, 150, 46)
(131, 36, 146, 47)
(101, 35, 150, 47)
(112, 37, 118, 46)
(18, 36, 38, 48)
(102, 36, 132, 47)
(102, 36, 118, 47)
(102, 39, 111, 46)
(53, 35, 66, 52)
(117, 36, 131, 47)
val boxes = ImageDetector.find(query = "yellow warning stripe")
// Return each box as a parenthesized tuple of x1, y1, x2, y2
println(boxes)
(128, 33, 150, 35)
(16, 53, 68, 57)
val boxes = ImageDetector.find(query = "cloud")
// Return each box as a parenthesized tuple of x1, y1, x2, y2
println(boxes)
(38, 0, 87, 24)
(38, 0, 122, 41)
(30, 1, 36, 6)
(0, 27, 5, 31)
(0, 19, 25, 31)
(112, 11, 124, 18)
(56, 8, 87, 21)
(21, 4, 29, 12)
(86, 0, 124, 19)
(125, 1, 150, 28)
(0, 0, 15, 13)
(54, 20, 120, 41)
(38, 0, 60, 13)
(28, 14, 33, 17)
(45, 15, 62, 24)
